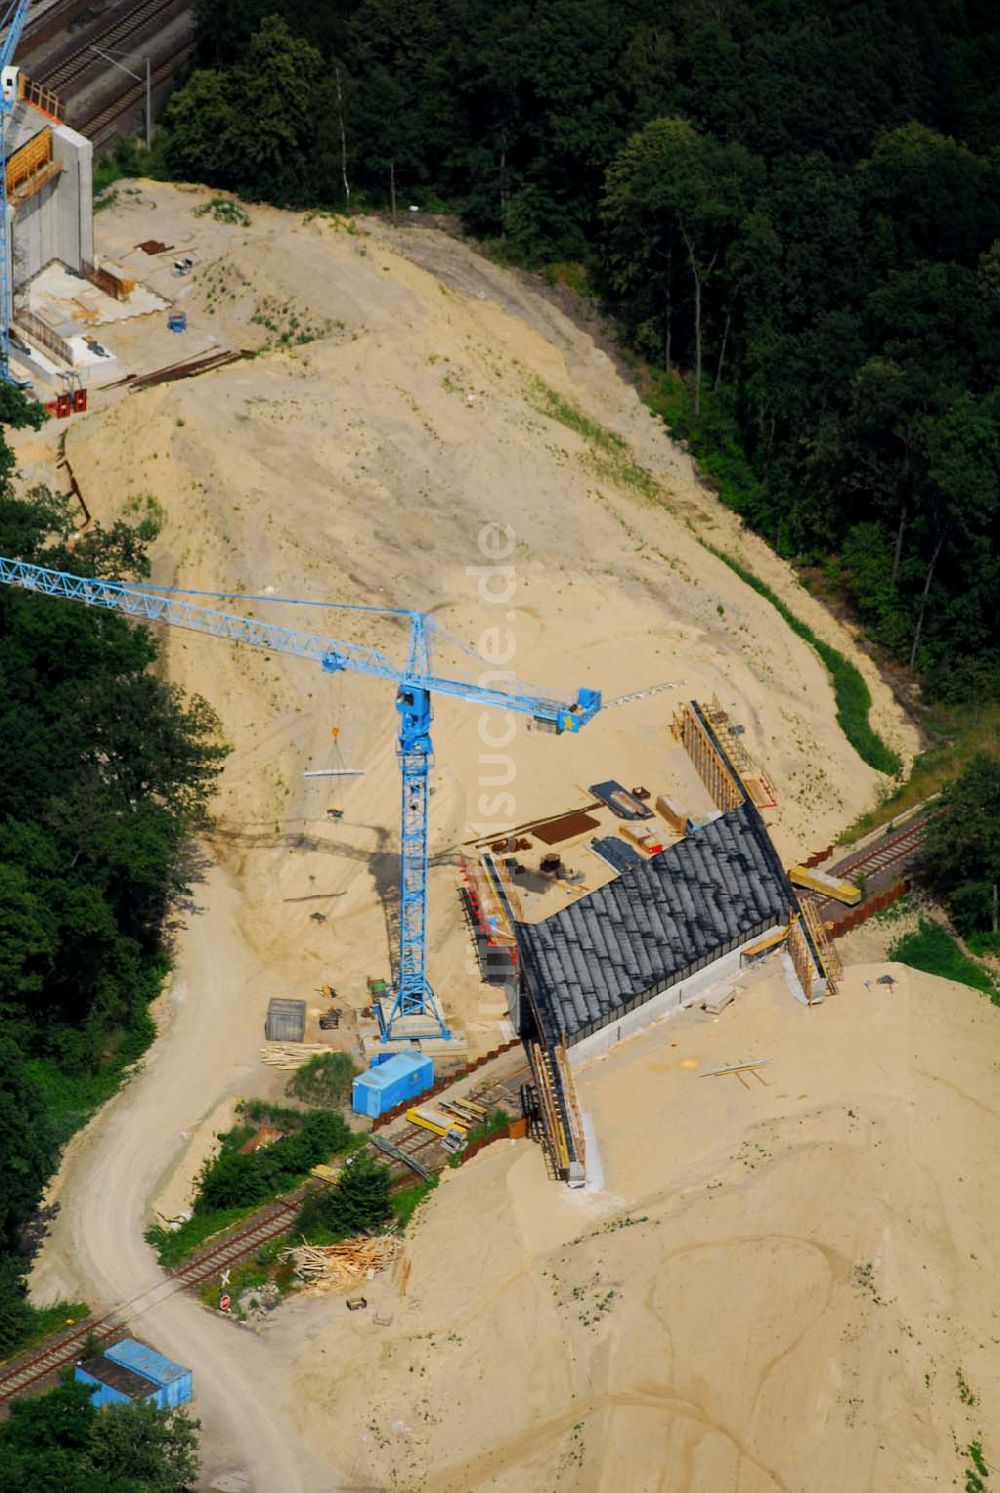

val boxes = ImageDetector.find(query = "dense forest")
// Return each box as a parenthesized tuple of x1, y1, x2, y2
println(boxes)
(0, 387, 225, 1356)
(0, 1377, 199, 1492)
(157, 0, 1000, 699)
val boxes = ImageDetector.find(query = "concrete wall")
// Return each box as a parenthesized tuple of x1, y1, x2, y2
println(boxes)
(11, 120, 92, 291)
(566, 936, 767, 1066)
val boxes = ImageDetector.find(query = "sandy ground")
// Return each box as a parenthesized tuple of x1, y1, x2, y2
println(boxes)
(15, 184, 944, 1491)
(290, 961, 1000, 1493)
(31, 868, 338, 1491)
(14, 183, 917, 1056)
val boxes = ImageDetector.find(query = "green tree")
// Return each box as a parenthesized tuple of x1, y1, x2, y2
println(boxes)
(909, 391, 1000, 670)
(603, 117, 760, 413)
(0, 1376, 200, 1492)
(0, 1039, 56, 1252)
(227, 17, 324, 204)
(0, 1256, 35, 1357)
(88, 1400, 201, 1492)
(920, 756, 1000, 936)
(295, 1151, 391, 1239)
(162, 70, 238, 186)
(858, 123, 998, 269)
(196, 1108, 351, 1209)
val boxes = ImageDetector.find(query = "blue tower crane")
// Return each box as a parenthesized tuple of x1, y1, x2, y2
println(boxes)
(0, 0, 29, 381)
(0, 555, 602, 1040)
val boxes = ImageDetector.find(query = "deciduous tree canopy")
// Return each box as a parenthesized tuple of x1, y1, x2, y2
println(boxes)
(0, 395, 226, 1365)
(161, 0, 1000, 692)
(920, 757, 1000, 939)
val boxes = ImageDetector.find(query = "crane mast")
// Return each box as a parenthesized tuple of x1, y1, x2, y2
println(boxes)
(0, 556, 601, 1040)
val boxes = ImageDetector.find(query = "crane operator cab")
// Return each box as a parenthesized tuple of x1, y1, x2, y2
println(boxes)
(1, 66, 18, 108)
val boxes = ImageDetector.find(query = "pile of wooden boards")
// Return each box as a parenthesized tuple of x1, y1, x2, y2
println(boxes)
(281, 1236, 401, 1292)
(259, 1042, 330, 1071)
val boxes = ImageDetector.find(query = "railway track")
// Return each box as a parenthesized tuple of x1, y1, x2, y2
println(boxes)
(0, 1198, 300, 1405)
(36, 0, 181, 96)
(832, 813, 931, 884)
(80, 36, 194, 149)
(1, 1052, 532, 1404)
(813, 812, 933, 926)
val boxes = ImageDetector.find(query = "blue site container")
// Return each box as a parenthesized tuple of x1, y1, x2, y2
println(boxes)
(75, 1356, 159, 1410)
(100, 1338, 193, 1410)
(352, 1052, 434, 1118)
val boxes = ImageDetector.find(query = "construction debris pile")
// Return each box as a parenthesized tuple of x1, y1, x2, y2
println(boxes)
(280, 1236, 401, 1292)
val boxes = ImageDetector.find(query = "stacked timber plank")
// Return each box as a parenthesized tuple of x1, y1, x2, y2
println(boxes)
(259, 1042, 330, 1071)
(281, 1237, 401, 1291)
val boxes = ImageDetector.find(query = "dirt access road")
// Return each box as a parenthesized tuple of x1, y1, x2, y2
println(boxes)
(31, 867, 337, 1493)
(17, 185, 921, 1489)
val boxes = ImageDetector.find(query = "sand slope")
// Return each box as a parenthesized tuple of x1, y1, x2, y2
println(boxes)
(17, 182, 916, 1047)
(14, 186, 949, 1493)
(291, 964, 1000, 1492)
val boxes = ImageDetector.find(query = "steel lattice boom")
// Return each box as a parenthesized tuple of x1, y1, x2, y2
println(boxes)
(0, 556, 601, 1039)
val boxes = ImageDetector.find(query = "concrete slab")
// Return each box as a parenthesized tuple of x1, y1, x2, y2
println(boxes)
(360, 1033, 469, 1061)
(66, 334, 118, 373)
(27, 261, 168, 336)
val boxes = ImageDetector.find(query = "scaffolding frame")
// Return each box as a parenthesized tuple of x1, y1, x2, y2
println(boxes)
(786, 913, 821, 1004)
(800, 896, 842, 993)
(671, 701, 744, 812)
(702, 696, 779, 809)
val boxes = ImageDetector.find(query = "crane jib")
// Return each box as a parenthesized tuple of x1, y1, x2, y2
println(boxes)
(0, 552, 603, 1040)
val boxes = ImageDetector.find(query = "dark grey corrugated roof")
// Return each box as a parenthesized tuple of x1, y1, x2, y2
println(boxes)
(78, 1354, 158, 1400)
(517, 800, 792, 1045)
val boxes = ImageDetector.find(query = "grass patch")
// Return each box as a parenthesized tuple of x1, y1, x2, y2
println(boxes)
(529, 371, 900, 779)
(647, 371, 766, 518)
(390, 1176, 439, 1230)
(542, 260, 596, 297)
(963, 1439, 989, 1493)
(146, 1203, 262, 1269)
(530, 380, 662, 503)
(2, 1301, 91, 1363)
(846, 698, 1000, 839)
(286, 1051, 358, 1108)
(447, 1107, 514, 1167)
(26, 1059, 132, 1147)
(195, 196, 251, 226)
(26, 1007, 155, 1147)
(968, 930, 1000, 959)
(200, 1258, 269, 1312)
(889, 919, 998, 1000)
(462, 1108, 513, 1148)
(707, 547, 901, 777)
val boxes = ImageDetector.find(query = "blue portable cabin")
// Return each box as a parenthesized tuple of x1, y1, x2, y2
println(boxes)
(99, 1338, 193, 1410)
(75, 1354, 161, 1410)
(352, 1051, 434, 1118)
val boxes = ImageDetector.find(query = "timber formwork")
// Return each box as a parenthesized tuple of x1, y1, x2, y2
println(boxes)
(786, 912, 830, 1004)
(671, 700, 744, 813)
(702, 697, 779, 809)
(799, 896, 842, 992)
(20, 74, 62, 123)
(527, 1041, 586, 1182)
(6, 126, 62, 205)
